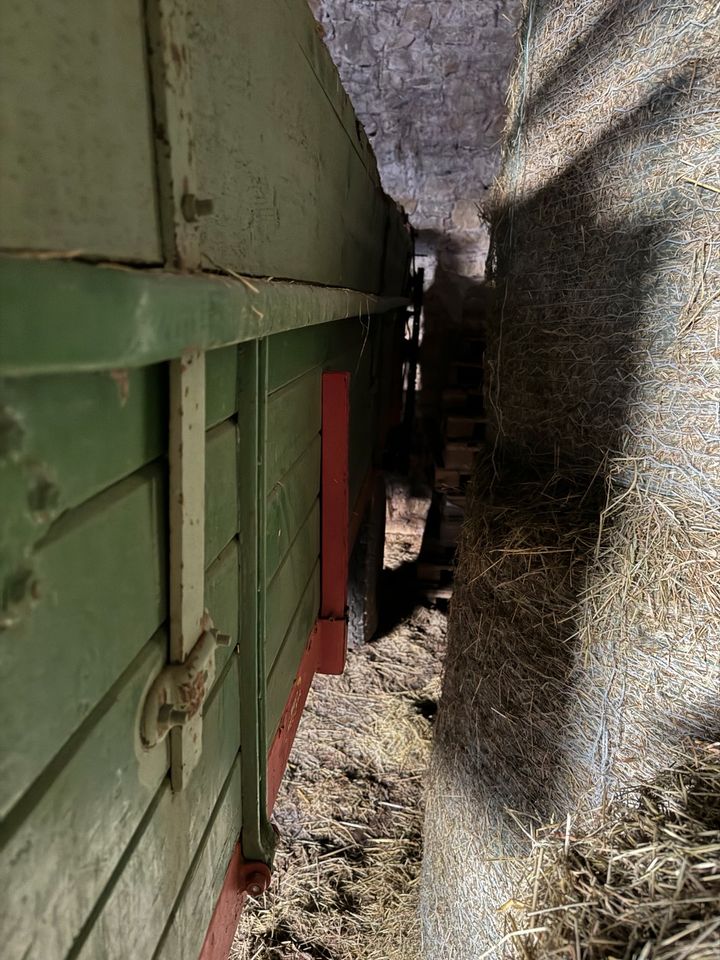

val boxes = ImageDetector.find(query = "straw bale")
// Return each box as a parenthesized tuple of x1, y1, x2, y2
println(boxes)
(422, 1, 720, 956)
(421, 460, 607, 957)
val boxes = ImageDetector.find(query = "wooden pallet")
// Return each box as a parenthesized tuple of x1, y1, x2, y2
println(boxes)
(444, 442, 479, 472)
(446, 414, 487, 440)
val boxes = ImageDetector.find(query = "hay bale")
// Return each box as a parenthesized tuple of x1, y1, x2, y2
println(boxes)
(421, 460, 605, 957)
(421, 1, 720, 955)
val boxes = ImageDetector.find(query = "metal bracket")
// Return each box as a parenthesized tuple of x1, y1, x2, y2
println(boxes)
(141, 614, 231, 763)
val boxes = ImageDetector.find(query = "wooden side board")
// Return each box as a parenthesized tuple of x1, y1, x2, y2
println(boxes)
(190, 0, 392, 291)
(0, 1, 411, 292)
(0, 0, 162, 261)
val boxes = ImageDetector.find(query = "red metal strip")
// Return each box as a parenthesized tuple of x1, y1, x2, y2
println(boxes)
(316, 371, 350, 676)
(198, 844, 245, 960)
(198, 845, 272, 960)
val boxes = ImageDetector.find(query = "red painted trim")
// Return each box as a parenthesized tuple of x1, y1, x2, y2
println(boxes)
(266, 624, 320, 812)
(198, 846, 272, 960)
(198, 844, 246, 960)
(317, 371, 350, 676)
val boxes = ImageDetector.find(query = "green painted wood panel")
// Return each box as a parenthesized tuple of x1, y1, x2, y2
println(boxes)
(206, 346, 238, 428)
(266, 435, 321, 582)
(266, 564, 320, 745)
(0, 257, 407, 376)
(205, 419, 238, 567)
(153, 766, 242, 960)
(76, 660, 242, 960)
(0, 633, 168, 960)
(0, 367, 166, 605)
(266, 501, 320, 676)
(267, 317, 363, 394)
(0, 420, 241, 820)
(0, 463, 166, 819)
(265, 370, 321, 494)
(0, 1, 161, 261)
(189, 0, 390, 291)
(0, 535, 240, 960)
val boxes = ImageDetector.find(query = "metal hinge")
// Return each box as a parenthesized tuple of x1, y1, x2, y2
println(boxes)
(141, 613, 231, 789)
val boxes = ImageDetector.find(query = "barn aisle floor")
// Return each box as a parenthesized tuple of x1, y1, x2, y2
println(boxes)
(232, 484, 446, 960)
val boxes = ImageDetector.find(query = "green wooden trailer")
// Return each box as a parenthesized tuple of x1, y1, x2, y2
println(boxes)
(0, 3, 412, 958)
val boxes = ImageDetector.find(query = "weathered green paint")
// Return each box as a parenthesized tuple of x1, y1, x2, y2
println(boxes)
(205, 419, 239, 567)
(0, 410, 242, 819)
(0, 464, 167, 819)
(153, 761, 242, 960)
(0, 538, 239, 960)
(74, 659, 242, 960)
(0, 368, 165, 604)
(266, 566, 320, 744)
(0, 632, 167, 960)
(266, 435, 321, 581)
(265, 370, 322, 493)
(190, 0, 391, 291)
(0, 1, 161, 261)
(0, 0, 410, 945)
(266, 501, 320, 675)
(206, 346, 239, 428)
(0, 256, 407, 376)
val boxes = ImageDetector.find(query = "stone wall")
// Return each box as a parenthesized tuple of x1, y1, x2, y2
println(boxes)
(308, 0, 520, 279)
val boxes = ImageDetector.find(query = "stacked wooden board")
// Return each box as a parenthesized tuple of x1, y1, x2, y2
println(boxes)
(417, 337, 486, 600)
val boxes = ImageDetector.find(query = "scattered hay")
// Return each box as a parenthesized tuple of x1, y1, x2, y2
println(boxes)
(234, 492, 444, 960)
(511, 742, 720, 960)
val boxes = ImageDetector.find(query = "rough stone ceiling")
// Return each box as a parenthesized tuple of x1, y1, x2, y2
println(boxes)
(310, 0, 521, 278)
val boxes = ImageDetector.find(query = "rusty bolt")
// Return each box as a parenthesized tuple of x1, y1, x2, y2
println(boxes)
(181, 194, 214, 222)
(246, 872, 268, 897)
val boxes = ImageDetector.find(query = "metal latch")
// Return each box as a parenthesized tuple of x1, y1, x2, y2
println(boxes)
(141, 613, 231, 788)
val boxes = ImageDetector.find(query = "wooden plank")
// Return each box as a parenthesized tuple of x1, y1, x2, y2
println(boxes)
(0, 537, 240, 960)
(0, 463, 167, 819)
(0, 366, 165, 514)
(153, 766, 242, 960)
(265, 501, 321, 675)
(0, 256, 407, 376)
(266, 318, 360, 395)
(190, 0, 390, 290)
(0, 424, 238, 819)
(0, 366, 165, 596)
(266, 434, 321, 582)
(445, 443, 479, 472)
(0, 1, 161, 261)
(205, 419, 238, 567)
(264, 370, 321, 493)
(169, 351, 206, 663)
(266, 565, 321, 745)
(206, 346, 238, 428)
(446, 415, 487, 440)
(74, 659, 242, 960)
(0, 632, 167, 960)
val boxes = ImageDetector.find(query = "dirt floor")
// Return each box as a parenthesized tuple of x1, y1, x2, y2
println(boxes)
(232, 482, 446, 960)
